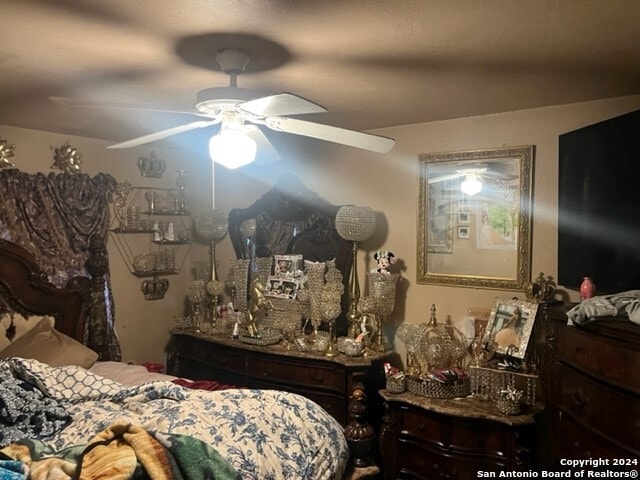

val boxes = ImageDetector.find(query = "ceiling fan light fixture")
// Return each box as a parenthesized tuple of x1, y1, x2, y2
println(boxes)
(209, 128, 256, 169)
(461, 174, 482, 196)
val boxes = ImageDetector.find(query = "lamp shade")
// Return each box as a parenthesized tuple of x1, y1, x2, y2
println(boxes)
(335, 205, 376, 241)
(209, 129, 256, 169)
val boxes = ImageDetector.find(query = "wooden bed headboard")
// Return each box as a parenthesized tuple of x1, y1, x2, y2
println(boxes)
(0, 240, 87, 342)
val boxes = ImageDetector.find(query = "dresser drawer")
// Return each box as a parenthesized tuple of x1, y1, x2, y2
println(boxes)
(245, 355, 345, 392)
(393, 436, 507, 479)
(181, 340, 245, 376)
(556, 322, 640, 390)
(556, 408, 639, 460)
(450, 417, 513, 458)
(398, 405, 447, 447)
(557, 363, 640, 451)
(398, 405, 516, 459)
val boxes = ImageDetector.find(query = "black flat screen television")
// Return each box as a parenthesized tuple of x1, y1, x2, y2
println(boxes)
(558, 109, 640, 294)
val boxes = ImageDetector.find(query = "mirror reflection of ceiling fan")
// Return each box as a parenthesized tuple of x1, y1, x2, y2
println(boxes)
(52, 48, 395, 169)
(428, 166, 488, 196)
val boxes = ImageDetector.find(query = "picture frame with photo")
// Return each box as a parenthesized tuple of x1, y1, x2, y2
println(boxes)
(481, 298, 539, 360)
(457, 226, 470, 239)
(458, 210, 470, 225)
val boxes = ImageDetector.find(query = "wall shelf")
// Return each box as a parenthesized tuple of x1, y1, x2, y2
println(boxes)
(131, 269, 177, 278)
(110, 179, 192, 299)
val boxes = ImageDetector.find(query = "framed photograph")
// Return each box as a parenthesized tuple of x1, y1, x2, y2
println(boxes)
(481, 298, 539, 360)
(458, 210, 470, 225)
(457, 226, 470, 239)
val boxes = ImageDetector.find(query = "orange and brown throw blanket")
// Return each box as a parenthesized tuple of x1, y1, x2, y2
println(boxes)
(0, 420, 239, 480)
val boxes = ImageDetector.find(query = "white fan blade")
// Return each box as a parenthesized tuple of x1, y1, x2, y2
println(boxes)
(239, 93, 327, 117)
(428, 173, 464, 184)
(264, 117, 395, 153)
(107, 119, 221, 149)
(50, 96, 202, 116)
(245, 125, 281, 165)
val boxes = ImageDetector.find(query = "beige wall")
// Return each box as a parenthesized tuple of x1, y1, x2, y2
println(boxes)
(3, 94, 640, 365)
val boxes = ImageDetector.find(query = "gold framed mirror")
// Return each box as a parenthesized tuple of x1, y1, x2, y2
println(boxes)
(417, 145, 534, 290)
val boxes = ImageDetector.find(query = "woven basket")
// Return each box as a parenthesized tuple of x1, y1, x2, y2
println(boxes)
(386, 375, 406, 393)
(406, 376, 471, 399)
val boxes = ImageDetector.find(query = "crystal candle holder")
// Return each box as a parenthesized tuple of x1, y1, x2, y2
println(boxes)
(397, 323, 428, 377)
(367, 272, 399, 351)
(195, 210, 228, 241)
(335, 205, 376, 339)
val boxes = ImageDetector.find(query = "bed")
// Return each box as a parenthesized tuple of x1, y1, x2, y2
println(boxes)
(0, 239, 350, 479)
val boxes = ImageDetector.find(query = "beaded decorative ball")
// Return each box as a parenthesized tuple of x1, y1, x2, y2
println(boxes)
(335, 206, 376, 241)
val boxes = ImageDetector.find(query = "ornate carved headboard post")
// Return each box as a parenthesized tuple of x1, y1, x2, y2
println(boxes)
(84, 235, 120, 361)
(0, 240, 85, 341)
(227, 174, 353, 334)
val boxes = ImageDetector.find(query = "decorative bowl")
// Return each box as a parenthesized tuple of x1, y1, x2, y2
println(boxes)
(133, 253, 156, 273)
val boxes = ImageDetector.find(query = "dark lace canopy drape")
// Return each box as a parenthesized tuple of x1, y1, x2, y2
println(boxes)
(0, 169, 121, 360)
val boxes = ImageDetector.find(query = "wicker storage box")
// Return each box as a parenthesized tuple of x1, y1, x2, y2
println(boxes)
(406, 376, 471, 399)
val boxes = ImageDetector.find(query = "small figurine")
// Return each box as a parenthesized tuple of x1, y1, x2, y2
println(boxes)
(245, 279, 273, 338)
(164, 222, 175, 241)
(372, 249, 396, 274)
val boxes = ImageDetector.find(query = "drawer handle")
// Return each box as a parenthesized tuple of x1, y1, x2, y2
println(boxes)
(571, 392, 589, 409)
(263, 368, 274, 377)
(574, 346, 584, 355)
(573, 442, 591, 459)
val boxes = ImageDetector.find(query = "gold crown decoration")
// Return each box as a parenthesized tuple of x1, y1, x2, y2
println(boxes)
(141, 276, 170, 300)
(0, 137, 17, 169)
(50, 142, 83, 174)
(138, 151, 166, 178)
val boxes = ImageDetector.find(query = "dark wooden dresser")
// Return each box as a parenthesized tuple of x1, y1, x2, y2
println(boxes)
(167, 330, 386, 426)
(539, 304, 640, 463)
(378, 390, 543, 479)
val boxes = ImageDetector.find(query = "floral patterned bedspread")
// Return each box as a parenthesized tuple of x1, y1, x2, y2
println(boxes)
(0, 358, 349, 480)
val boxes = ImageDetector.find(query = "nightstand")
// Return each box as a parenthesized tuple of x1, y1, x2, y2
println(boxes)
(378, 390, 543, 479)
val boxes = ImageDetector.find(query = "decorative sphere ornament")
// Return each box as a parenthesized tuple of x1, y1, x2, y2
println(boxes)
(335, 206, 376, 241)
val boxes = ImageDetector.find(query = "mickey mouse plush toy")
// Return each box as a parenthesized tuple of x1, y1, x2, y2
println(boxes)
(373, 249, 396, 274)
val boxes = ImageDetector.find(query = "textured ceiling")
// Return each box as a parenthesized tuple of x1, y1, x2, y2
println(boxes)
(1, 0, 640, 149)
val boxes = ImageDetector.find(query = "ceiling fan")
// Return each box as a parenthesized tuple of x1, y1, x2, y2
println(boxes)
(428, 166, 488, 185)
(429, 167, 488, 196)
(56, 49, 395, 168)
